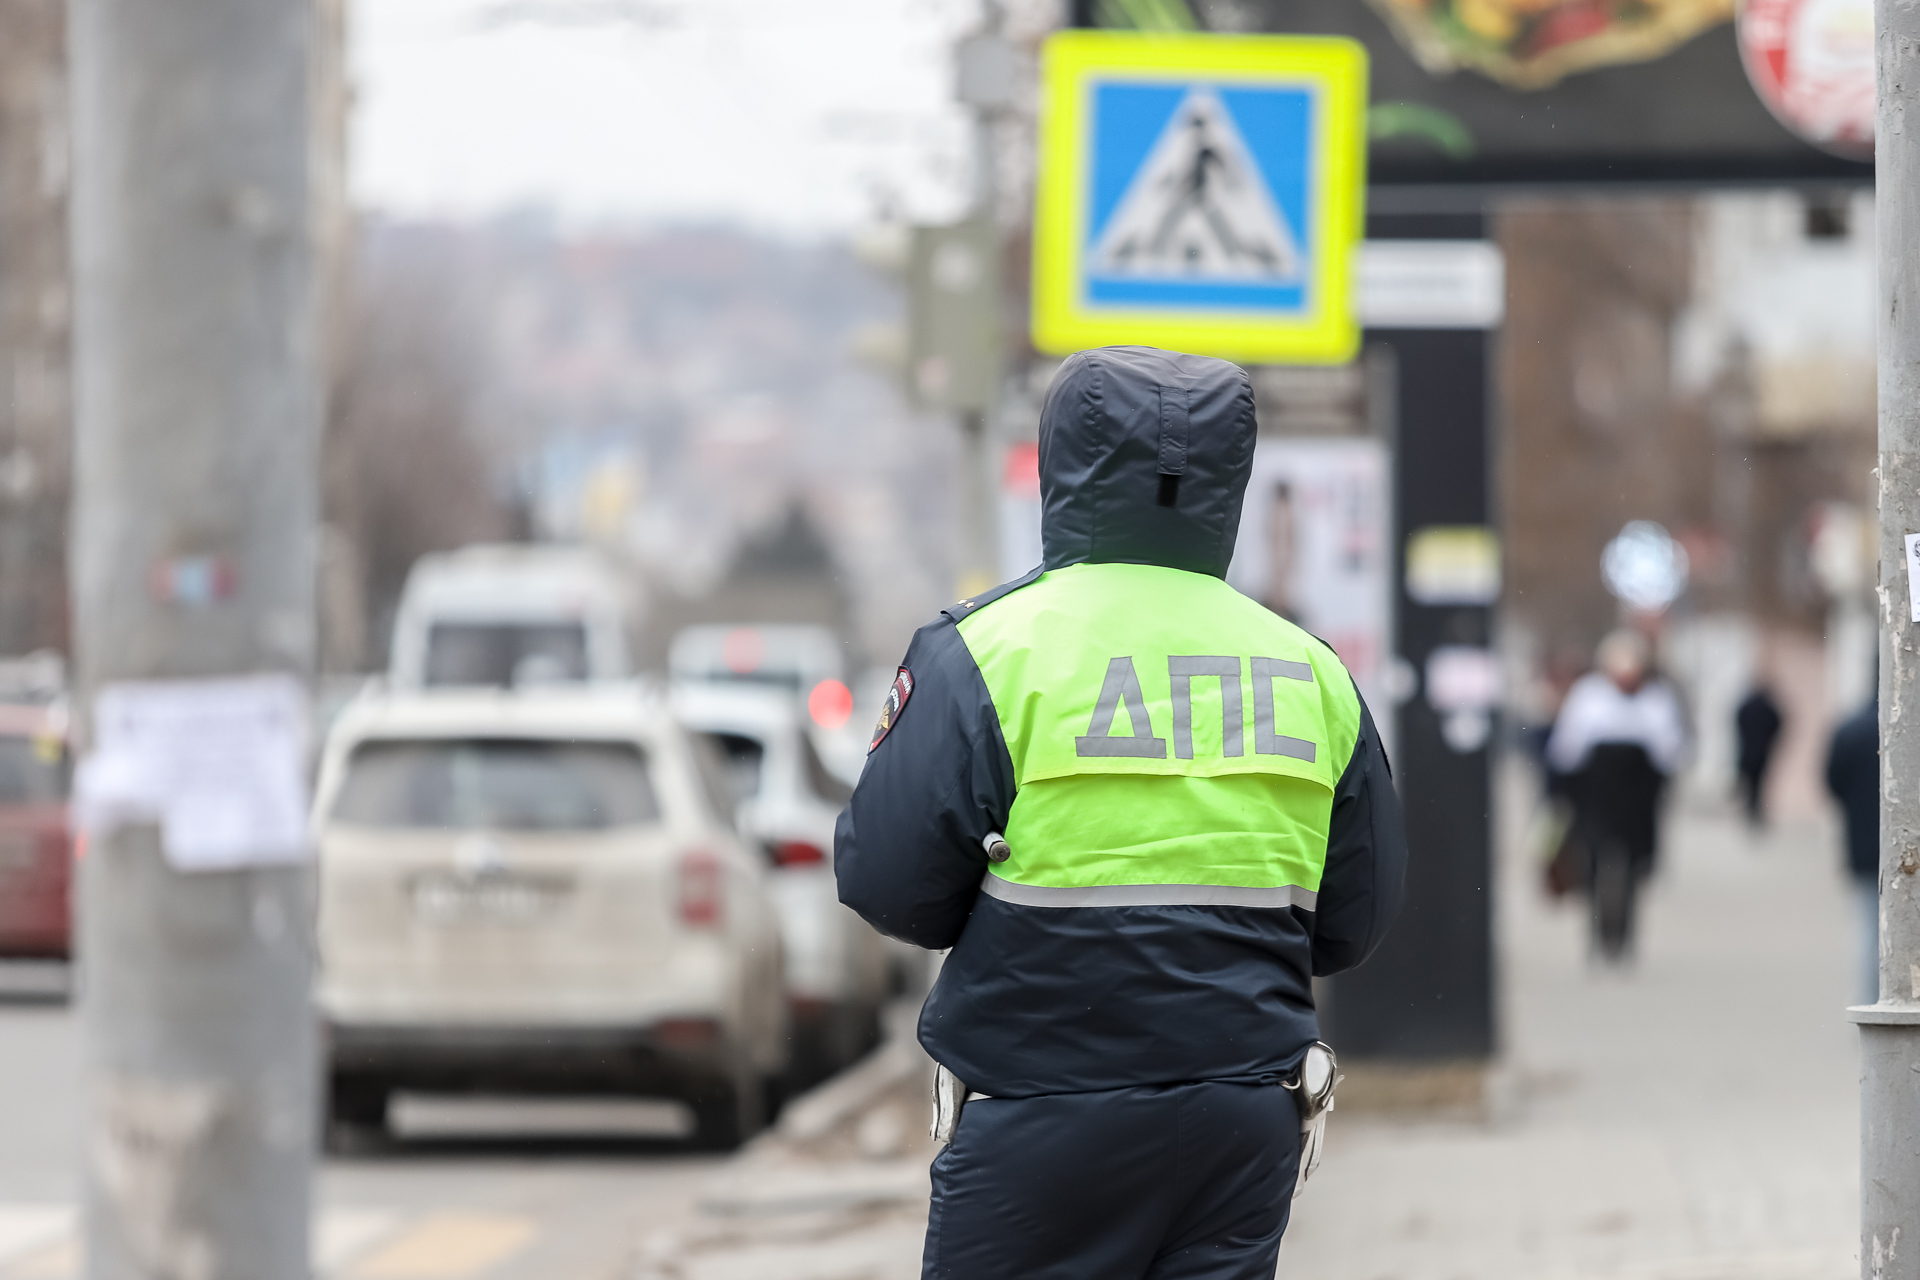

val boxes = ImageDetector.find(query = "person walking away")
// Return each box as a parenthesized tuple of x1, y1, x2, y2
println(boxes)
(1546, 630, 1687, 961)
(1734, 682, 1784, 829)
(835, 346, 1408, 1280)
(1826, 695, 1878, 1003)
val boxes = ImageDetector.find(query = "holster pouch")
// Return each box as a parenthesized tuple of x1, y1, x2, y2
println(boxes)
(931, 1062, 970, 1146)
(1282, 1040, 1341, 1198)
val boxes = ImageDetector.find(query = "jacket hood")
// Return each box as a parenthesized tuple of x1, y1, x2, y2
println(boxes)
(1037, 346, 1256, 579)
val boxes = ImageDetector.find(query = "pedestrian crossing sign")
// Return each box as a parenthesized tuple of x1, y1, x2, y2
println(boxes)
(1032, 32, 1368, 365)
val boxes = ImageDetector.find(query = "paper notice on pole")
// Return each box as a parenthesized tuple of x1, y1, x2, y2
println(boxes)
(1907, 534, 1920, 623)
(74, 675, 310, 871)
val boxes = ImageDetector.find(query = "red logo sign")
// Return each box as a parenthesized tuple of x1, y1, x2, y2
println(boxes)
(1738, 0, 1874, 159)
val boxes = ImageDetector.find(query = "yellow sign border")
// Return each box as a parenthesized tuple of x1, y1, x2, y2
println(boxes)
(1032, 31, 1369, 365)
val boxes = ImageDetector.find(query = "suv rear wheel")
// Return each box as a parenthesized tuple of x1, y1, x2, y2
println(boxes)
(325, 1074, 390, 1150)
(688, 1065, 766, 1150)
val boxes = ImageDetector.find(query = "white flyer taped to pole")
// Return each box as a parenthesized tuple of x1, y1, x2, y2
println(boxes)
(1907, 534, 1920, 623)
(75, 674, 310, 871)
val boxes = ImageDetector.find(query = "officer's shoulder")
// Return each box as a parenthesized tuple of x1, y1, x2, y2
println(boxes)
(1251, 608, 1354, 689)
(1223, 589, 1340, 663)
(937, 564, 1045, 627)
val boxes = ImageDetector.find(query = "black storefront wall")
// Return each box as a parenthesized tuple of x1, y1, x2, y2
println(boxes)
(1320, 210, 1497, 1061)
(1058, 0, 1502, 1059)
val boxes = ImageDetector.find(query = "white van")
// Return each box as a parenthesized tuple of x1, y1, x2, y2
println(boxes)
(390, 544, 639, 690)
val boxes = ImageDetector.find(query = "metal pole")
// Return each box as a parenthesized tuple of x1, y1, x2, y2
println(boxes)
(69, 0, 318, 1273)
(1858, 3, 1920, 1273)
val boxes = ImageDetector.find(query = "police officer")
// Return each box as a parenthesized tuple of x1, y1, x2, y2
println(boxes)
(835, 346, 1407, 1280)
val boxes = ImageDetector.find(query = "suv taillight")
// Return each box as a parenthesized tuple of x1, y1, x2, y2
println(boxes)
(677, 850, 724, 926)
(770, 840, 826, 868)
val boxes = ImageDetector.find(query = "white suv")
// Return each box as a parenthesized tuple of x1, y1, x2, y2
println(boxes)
(313, 684, 787, 1148)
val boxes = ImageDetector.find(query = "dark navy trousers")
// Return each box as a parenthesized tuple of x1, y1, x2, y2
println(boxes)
(923, 1079, 1303, 1280)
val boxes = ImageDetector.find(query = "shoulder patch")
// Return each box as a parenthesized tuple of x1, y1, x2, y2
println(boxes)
(869, 667, 914, 752)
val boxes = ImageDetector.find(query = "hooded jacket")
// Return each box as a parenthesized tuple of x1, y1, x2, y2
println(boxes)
(834, 346, 1406, 1096)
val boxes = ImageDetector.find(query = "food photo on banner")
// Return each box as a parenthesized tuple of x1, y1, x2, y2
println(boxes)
(1071, 0, 1875, 183)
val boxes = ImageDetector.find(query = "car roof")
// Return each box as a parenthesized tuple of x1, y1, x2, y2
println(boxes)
(668, 680, 800, 737)
(330, 684, 667, 745)
(0, 702, 63, 739)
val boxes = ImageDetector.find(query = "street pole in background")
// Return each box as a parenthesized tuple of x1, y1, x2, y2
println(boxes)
(69, 0, 319, 1274)
(1860, 0, 1920, 1272)
(950, 2, 1011, 597)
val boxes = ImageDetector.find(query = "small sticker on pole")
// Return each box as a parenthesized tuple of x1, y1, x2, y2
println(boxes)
(1907, 533, 1920, 623)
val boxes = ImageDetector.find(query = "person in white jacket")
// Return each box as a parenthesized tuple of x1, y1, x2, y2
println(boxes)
(1547, 629, 1687, 959)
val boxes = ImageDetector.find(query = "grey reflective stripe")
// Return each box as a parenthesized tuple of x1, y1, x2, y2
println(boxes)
(1255, 656, 1313, 683)
(1075, 656, 1168, 758)
(982, 874, 1317, 910)
(1169, 655, 1243, 759)
(1251, 656, 1317, 762)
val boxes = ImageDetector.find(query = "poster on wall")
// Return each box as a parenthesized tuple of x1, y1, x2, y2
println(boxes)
(1227, 437, 1394, 752)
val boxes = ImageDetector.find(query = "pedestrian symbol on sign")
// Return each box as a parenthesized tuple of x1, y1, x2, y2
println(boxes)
(1092, 89, 1302, 283)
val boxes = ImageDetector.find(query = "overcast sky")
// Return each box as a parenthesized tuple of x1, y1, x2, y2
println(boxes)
(351, 0, 982, 236)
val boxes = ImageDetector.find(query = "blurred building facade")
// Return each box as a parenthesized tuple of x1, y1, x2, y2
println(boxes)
(1498, 193, 1876, 804)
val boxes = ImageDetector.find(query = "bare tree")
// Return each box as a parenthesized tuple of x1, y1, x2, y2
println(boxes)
(0, 0, 71, 659)
(324, 230, 512, 670)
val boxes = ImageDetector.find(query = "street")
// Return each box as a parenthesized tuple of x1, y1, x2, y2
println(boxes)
(0, 773, 1861, 1280)
(0, 976, 728, 1280)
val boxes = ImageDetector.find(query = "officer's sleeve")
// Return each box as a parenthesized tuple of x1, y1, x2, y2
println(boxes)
(1310, 691, 1407, 976)
(834, 615, 1015, 950)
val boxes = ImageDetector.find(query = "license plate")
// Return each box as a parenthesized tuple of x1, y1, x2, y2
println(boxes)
(410, 873, 571, 924)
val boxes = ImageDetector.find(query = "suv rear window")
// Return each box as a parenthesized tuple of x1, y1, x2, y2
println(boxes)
(0, 735, 66, 805)
(801, 733, 853, 808)
(698, 732, 766, 803)
(332, 738, 657, 831)
(424, 623, 589, 687)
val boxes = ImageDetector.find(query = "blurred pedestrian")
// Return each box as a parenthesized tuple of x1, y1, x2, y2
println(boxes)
(1546, 630, 1687, 961)
(1734, 682, 1784, 828)
(836, 347, 1407, 1280)
(1826, 696, 1878, 1003)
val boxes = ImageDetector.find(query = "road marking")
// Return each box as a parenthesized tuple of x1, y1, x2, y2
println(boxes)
(316, 1208, 403, 1273)
(346, 1214, 537, 1279)
(0, 1205, 500, 1279)
(3, 1239, 76, 1280)
(0, 1208, 72, 1270)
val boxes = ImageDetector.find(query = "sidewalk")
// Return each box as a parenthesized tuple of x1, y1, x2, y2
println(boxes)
(1279, 785, 1859, 1280)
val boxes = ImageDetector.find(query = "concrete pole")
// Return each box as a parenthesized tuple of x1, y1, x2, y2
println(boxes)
(1860, 1, 1920, 1273)
(68, 0, 318, 1274)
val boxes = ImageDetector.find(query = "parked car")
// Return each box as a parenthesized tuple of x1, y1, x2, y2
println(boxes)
(0, 702, 70, 959)
(671, 681, 889, 1083)
(313, 684, 787, 1148)
(388, 544, 642, 691)
(668, 624, 844, 699)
